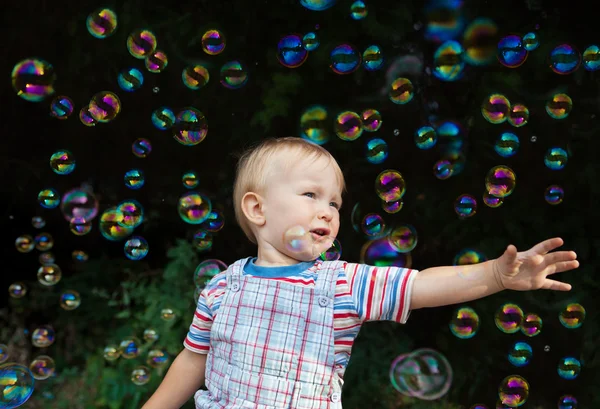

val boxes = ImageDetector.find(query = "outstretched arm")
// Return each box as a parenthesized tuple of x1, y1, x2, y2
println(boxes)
(410, 237, 579, 310)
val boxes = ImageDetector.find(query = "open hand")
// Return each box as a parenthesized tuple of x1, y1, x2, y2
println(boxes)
(493, 237, 579, 291)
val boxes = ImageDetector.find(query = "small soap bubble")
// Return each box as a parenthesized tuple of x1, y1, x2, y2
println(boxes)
(124, 169, 145, 189)
(220, 61, 248, 89)
(194, 259, 227, 288)
(330, 44, 361, 74)
(147, 349, 169, 368)
(300, 105, 329, 145)
(462, 18, 498, 66)
(559, 303, 585, 328)
(393, 129, 399, 136)
(193, 230, 213, 251)
(32, 325, 55, 348)
(530, 135, 537, 142)
(546, 93, 572, 119)
(277, 34, 308, 68)
(152, 107, 176, 130)
(15, 235, 35, 253)
(103, 345, 120, 361)
(362, 45, 384, 71)
(50, 96, 74, 119)
(119, 337, 142, 359)
(37, 265, 62, 286)
(549, 44, 581, 75)
(200, 211, 225, 233)
(173, 108, 208, 146)
(495, 303, 524, 333)
(99, 208, 134, 241)
(89, 91, 121, 123)
(582, 45, 600, 71)
(449, 306, 480, 339)
(152, 86, 159, 93)
(361, 213, 385, 237)
(485, 166, 516, 198)
(79, 106, 97, 127)
(415, 126, 437, 150)
(39, 251, 55, 265)
(544, 184, 564, 205)
(320, 238, 342, 261)
(392, 348, 453, 400)
(522, 32, 539, 51)
(389, 224, 417, 253)
(72, 250, 89, 262)
(483, 191, 503, 208)
(32, 216, 46, 229)
(361, 109, 382, 132)
(557, 356, 581, 380)
(544, 147, 568, 170)
(508, 342, 532, 367)
(29, 355, 55, 380)
(202, 29, 226, 55)
(69, 218, 93, 236)
(302, 32, 319, 51)
(335, 111, 363, 141)
(0, 344, 8, 364)
(300, 0, 336, 11)
(350, 0, 367, 20)
(498, 375, 529, 407)
(132, 138, 152, 158)
(433, 40, 465, 81)
(86, 8, 117, 39)
(118, 68, 144, 92)
(34, 232, 54, 251)
(181, 171, 200, 189)
(494, 133, 519, 158)
(143, 328, 159, 342)
(375, 170, 406, 202)
(9, 282, 28, 298)
(127, 30, 157, 59)
(0, 363, 35, 408)
(557, 394, 578, 409)
(50, 149, 75, 175)
(389, 78, 414, 104)
(433, 159, 453, 180)
(60, 290, 81, 311)
(283, 225, 312, 254)
(131, 366, 151, 385)
(520, 312, 542, 337)
(365, 138, 388, 164)
(161, 308, 176, 322)
(178, 191, 212, 224)
(482, 94, 510, 124)
(544, 345, 550, 352)
(508, 103, 529, 127)
(145, 50, 168, 73)
(454, 249, 487, 267)
(382, 200, 402, 214)
(182, 65, 210, 90)
(497, 35, 528, 68)
(61, 187, 99, 223)
(454, 194, 477, 219)
(124, 236, 149, 260)
(117, 200, 144, 228)
(11, 58, 56, 102)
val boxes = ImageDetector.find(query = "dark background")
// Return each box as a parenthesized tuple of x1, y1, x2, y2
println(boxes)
(1, 0, 598, 408)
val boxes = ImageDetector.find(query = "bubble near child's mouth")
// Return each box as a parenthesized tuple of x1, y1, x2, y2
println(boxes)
(283, 225, 338, 260)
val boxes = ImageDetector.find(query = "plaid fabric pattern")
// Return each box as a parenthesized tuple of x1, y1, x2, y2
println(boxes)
(195, 257, 344, 409)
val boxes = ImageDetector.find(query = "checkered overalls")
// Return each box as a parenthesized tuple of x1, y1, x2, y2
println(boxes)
(195, 257, 344, 409)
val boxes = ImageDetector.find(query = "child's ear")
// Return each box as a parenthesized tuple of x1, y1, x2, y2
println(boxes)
(241, 192, 266, 226)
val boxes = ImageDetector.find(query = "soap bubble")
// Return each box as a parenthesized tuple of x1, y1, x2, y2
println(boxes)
(99, 207, 135, 241)
(50, 96, 74, 119)
(117, 200, 144, 228)
(433, 40, 465, 81)
(361, 109, 382, 132)
(390, 348, 453, 400)
(361, 213, 385, 237)
(86, 8, 117, 39)
(557, 356, 581, 380)
(60, 290, 81, 311)
(32, 216, 46, 229)
(49, 149, 75, 175)
(119, 337, 141, 359)
(302, 32, 319, 51)
(462, 17, 498, 66)
(145, 50, 168, 73)
(522, 32, 539, 51)
(127, 30, 157, 59)
(520, 312, 542, 337)
(89, 91, 121, 123)
(0, 363, 35, 409)
(334, 111, 363, 141)
(494, 132, 519, 158)
(69, 217, 92, 236)
(29, 355, 55, 380)
(559, 303, 585, 329)
(178, 191, 212, 224)
(143, 328, 159, 342)
(201, 29, 226, 55)
(37, 265, 62, 286)
(79, 106, 97, 127)
(365, 138, 388, 164)
(146, 349, 169, 368)
(31, 325, 55, 348)
(330, 44, 361, 74)
(389, 78, 414, 104)
(182, 65, 210, 90)
(192, 230, 213, 251)
(375, 170, 406, 202)
(277, 34, 308, 68)
(454, 194, 477, 219)
(546, 93, 572, 119)
(497, 35, 527, 68)
(485, 166, 516, 198)
(508, 342, 532, 367)
(131, 366, 151, 385)
(300, 0, 336, 11)
(8, 282, 27, 299)
(582, 45, 600, 71)
(11, 58, 56, 102)
(15, 235, 34, 253)
(545, 185, 564, 205)
(300, 105, 329, 145)
(60, 187, 99, 222)
(544, 147, 568, 170)
(549, 44, 581, 75)
(414, 126, 437, 150)
(103, 345, 120, 361)
(449, 306, 479, 339)
(557, 394, 578, 409)
(194, 259, 227, 288)
(173, 108, 208, 146)
(483, 191, 503, 208)
(498, 375, 529, 407)
(124, 236, 149, 260)
(362, 45, 384, 71)
(200, 211, 225, 232)
(160, 308, 176, 322)
(388, 224, 417, 253)
(482, 94, 510, 124)
(350, 0, 367, 20)
(320, 238, 342, 261)
(433, 159, 453, 180)
(220, 61, 248, 89)
(152, 107, 176, 130)
(132, 138, 152, 158)
(495, 303, 524, 333)
(508, 103, 529, 127)
(124, 169, 145, 189)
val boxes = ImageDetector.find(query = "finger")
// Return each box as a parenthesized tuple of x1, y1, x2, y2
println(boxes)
(544, 251, 578, 265)
(530, 237, 564, 255)
(541, 278, 572, 291)
(546, 260, 580, 275)
(503, 244, 518, 262)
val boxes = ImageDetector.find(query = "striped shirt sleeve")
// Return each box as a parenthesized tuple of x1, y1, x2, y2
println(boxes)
(343, 263, 418, 324)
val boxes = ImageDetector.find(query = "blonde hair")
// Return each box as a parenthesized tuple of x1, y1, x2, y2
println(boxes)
(233, 137, 346, 244)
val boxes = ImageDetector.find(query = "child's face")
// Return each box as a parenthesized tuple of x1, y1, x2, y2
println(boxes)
(259, 152, 342, 263)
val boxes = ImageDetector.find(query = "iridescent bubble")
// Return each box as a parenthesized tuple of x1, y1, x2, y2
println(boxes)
(151, 107, 176, 130)
(15, 235, 34, 253)
(59, 290, 81, 311)
(482, 94, 510, 124)
(50, 150, 75, 175)
(454, 194, 477, 219)
(193, 230, 213, 252)
(143, 328, 159, 342)
(146, 349, 169, 368)
(79, 106, 97, 127)
(300, 105, 329, 145)
(39, 251, 55, 265)
(415, 126, 437, 150)
(382, 199, 402, 214)
(181, 171, 200, 189)
(330, 44, 361, 75)
(131, 365, 151, 386)
(494, 133, 519, 158)
(99, 207, 134, 241)
(117, 200, 144, 228)
(558, 394, 578, 409)
(11, 58, 56, 102)
(546, 93, 572, 119)
(360, 236, 412, 267)
(544, 147, 568, 170)
(119, 337, 141, 359)
(124, 236, 149, 260)
(497, 35, 528, 68)
(362, 45, 384, 71)
(433, 159, 453, 180)
(453, 248, 487, 266)
(375, 170, 406, 202)
(361, 109, 382, 132)
(423, 0, 465, 42)
(72, 250, 89, 262)
(160, 308, 176, 322)
(498, 375, 529, 407)
(549, 44, 581, 75)
(508, 342, 532, 367)
(283, 225, 312, 254)
(557, 357, 581, 380)
(29, 355, 55, 380)
(50, 96, 74, 119)
(202, 29, 226, 55)
(60, 187, 99, 222)
(194, 259, 227, 288)
(8, 282, 28, 298)
(182, 65, 210, 90)
(462, 18, 498, 66)
(86, 8, 117, 39)
(350, 0, 367, 20)
(70, 219, 91, 236)
(173, 108, 208, 146)
(334, 111, 363, 141)
(320, 238, 342, 261)
(389, 78, 414, 104)
(483, 191, 503, 208)
(37, 265, 62, 286)
(32, 216, 46, 229)
(178, 191, 212, 224)
(31, 325, 55, 348)
(395, 348, 453, 400)
(433, 40, 465, 81)
(145, 50, 168, 73)
(449, 306, 479, 339)
(0, 344, 8, 364)
(132, 138, 152, 158)
(520, 312, 542, 337)
(277, 34, 308, 68)
(522, 32, 539, 51)
(365, 138, 388, 164)
(302, 32, 319, 51)
(559, 303, 585, 329)
(0, 363, 35, 408)
(582, 45, 600, 71)
(389, 224, 417, 253)
(545, 184, 564, 205)
(486, 166, 516, 198)
(34, 232, 53, 251)
(199, 211, 225, 233)
(300, 0, 336, 11)
(495, 303, 524, 333)
(436, 120, 465, 154)
(127, 30, 157, 59)
(118, 68, 144, 92)
(220, 61, 248, 89)
(88, 91, 121, 123)
(508, 103, 529, 127)
(103, 345, 120, 361)
(361, 213, 385, 237)
(124, 169, 145, 189)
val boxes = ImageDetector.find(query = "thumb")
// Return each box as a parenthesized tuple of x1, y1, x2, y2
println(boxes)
(502, 244, 518, 263)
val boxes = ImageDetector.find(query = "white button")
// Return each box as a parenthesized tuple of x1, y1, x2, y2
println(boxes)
(330, 392, 340, 403)
(231, 283, 240, 291)
(318, 296, 329, 307)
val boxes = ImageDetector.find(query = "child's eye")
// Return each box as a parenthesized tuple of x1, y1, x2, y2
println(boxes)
(303, 192, 315, 198)
(330, 202, 340, 209)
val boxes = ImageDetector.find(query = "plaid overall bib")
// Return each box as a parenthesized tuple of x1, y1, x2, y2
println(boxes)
(195, 257, 344, 409)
